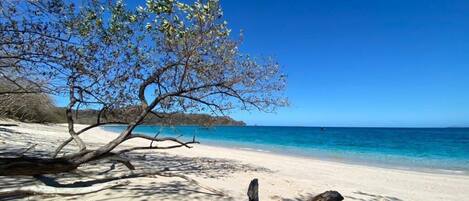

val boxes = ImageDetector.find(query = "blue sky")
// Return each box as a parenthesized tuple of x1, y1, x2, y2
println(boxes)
(56, 0, 469, 127)
(219, 0, 469, 127)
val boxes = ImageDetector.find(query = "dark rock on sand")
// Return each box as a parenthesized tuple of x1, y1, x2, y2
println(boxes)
(247, 178, 259, 201)
(310, 190, 344, 201)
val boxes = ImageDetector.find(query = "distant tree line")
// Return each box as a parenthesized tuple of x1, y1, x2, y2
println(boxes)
(71, 108, 245, 126)
(0, 81, 244, 125)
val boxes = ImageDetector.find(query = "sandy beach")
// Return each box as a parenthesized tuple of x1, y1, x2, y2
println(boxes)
(1, 121, 468, 201)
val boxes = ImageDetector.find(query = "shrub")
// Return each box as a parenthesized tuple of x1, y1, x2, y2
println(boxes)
(0, 91, 64, 123)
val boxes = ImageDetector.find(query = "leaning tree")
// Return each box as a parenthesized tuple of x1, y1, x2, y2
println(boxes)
(0, 0, 286, 194)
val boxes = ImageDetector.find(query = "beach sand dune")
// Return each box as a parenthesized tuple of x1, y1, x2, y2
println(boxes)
(1, 121, 468, 201)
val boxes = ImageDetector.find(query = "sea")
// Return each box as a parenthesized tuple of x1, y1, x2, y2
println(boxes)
(103, 125, 469, 175)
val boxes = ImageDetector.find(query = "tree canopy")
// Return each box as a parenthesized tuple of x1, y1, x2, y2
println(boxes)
(1, 0, 287, 113)
(0, 0, 287, 178)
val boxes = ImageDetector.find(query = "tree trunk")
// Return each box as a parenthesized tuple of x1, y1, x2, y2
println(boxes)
(0, 157, 78, 176)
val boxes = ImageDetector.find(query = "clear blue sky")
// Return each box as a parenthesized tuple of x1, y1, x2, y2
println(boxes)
(220, 0, 469, 127)
(56, 0, 469, 127)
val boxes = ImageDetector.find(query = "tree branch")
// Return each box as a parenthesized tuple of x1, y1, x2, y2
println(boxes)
(114, 134, 199, 155)
(126, 134, 199, 149)
(52, 122, 128, 158)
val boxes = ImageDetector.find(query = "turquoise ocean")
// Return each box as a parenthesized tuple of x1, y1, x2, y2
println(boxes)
(103, 125, 469, 175)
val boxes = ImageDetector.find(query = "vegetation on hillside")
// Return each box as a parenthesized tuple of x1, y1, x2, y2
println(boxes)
(0, 83, 244, 125)
(0, 79, 63, 123)
(70, 109, 245, 126)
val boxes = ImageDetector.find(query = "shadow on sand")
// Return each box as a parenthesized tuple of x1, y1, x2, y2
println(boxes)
(344, 191, 403, 201)
(0, 127, 271, 201)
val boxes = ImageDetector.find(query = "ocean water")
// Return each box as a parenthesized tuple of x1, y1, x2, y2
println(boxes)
(103, 125, 469, 175)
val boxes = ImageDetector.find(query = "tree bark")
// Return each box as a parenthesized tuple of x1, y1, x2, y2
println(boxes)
(52, 122, 127, 158)
(65, 77, 86, 152)
(0, 157, 78, 176)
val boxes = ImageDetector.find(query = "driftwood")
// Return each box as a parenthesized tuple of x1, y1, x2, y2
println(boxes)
(247, 178, 259, 201)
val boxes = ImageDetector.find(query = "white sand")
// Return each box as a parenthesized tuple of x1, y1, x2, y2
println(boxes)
(1, 121, 468, 201)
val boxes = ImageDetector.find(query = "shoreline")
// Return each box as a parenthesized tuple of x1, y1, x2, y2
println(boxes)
(153, 134, 469, 177)
(94, 126, 469, 200)
(1, 121, 469, 201)
(190, 141, 469, 176)
(102, 126, 469, 176)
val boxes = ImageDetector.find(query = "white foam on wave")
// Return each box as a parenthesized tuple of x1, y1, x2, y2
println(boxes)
(239, 147, 271, 153)
(435, 169, 466, 174)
